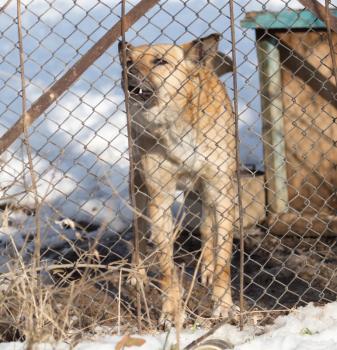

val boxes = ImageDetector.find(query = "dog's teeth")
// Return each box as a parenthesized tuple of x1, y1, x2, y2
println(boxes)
(139, 88, 143, 94)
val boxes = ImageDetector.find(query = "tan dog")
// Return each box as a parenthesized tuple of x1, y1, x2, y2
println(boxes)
(119, 34, 236, 324)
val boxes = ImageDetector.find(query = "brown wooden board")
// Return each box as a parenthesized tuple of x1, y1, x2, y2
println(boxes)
(274, 30, 337, 216)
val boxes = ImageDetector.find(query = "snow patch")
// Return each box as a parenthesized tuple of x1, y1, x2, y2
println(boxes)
(1, 302, 337, 350)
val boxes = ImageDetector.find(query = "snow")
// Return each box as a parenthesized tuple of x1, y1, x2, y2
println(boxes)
(235, 302, 337, 350)
(1, 302, 337, 349)
(77, 302, 337, 350)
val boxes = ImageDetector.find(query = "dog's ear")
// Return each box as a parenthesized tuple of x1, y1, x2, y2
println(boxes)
(212, 51, 233, 76)
(183, 33, 232, 75)
(183, 33, 220, 65)
(118, 41, 134, 63)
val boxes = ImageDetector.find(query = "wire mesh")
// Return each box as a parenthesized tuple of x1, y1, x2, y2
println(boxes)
(0, 0, 336, 341)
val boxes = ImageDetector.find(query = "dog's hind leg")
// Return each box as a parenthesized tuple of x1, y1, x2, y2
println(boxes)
(199, 189, 216, 287)
(203, 175, 236, 319)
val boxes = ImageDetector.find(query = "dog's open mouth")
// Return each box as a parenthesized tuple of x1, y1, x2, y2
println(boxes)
(127, 83, 154, 101)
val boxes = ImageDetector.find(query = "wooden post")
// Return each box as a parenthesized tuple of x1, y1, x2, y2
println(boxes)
(256, 31, 288, 214)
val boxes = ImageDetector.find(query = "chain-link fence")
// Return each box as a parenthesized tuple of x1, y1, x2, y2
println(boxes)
(0, 0, 336, 342)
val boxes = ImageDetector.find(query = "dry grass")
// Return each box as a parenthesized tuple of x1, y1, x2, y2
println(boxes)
(0, 255, 140, 343)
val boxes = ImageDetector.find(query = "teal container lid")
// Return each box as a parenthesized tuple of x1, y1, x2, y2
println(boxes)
(240, 9, 337, 29)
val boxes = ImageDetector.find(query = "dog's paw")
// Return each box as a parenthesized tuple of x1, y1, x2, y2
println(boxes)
(126, 267, 148, 287)
(159, 309, 186, 329)
(201, 255, 215, 286)
(201, 264, 214, 286)
(212, 304, 240, 322)
(127, 274, 137, 287)
(159, 294, 186, 329)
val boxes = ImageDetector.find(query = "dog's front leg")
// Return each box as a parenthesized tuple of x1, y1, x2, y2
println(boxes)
(141, 154, 184, 327)
(127, 161, 150, 287)
(204, 176, 237, 319)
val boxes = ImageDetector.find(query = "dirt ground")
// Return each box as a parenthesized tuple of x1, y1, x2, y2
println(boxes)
(37, 222, 337, 331)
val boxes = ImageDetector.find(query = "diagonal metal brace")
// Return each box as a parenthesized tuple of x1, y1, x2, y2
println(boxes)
(0, 0, 159, 155)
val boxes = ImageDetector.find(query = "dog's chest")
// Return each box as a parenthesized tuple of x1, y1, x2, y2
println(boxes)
(132, 104, 206, 172)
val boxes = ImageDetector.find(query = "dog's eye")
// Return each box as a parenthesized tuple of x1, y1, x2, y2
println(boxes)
(153, 58, 168, 66)
(126, 59, 133, 67)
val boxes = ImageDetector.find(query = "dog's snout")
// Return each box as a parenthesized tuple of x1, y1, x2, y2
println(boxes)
(128, 66, 138, 77)
(126, 63, 143, 80)
(126, 59, 133, 68)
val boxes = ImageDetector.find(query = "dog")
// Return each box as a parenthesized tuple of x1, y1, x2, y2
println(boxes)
(119, 33, 236, 325)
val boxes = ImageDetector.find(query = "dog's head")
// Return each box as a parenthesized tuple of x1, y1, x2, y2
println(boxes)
(118, 33, 232, 105)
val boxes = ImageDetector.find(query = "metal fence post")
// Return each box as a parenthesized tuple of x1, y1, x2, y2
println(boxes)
(256, 32, 288, 215)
